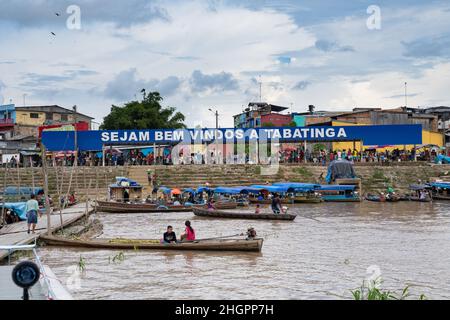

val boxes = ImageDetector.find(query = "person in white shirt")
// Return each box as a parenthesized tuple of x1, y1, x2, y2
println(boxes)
(26, 194, 40, 234)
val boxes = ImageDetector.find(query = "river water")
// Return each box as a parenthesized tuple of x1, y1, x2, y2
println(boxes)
(36, 201, 450, 300)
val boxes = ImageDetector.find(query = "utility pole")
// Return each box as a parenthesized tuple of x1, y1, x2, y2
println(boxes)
(209, 108, 220, 164)
(41, 143, 52, 236)
(258, 75, 262, 102)
(72, 105, 78, 192)
(405, 82, 408, 108)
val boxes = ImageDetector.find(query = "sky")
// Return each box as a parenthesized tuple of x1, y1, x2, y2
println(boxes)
(1, 0, 450, 128)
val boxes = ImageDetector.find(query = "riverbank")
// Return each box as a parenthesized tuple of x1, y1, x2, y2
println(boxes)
(1, 163, 450, 198)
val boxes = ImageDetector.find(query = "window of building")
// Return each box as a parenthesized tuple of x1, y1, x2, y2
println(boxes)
(60, 114, 68, 121)
(46, 113, 53, 121)
(30, 113, 39, 119)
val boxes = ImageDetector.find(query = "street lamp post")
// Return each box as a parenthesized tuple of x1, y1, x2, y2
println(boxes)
(209, 108, 220, 164)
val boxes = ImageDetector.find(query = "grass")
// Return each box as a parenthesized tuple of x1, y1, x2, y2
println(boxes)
(294, 167, 313, 177)
(110, 251, 125, 264)
(371, 169, 389, 181)
(351, 278, 426, 300)
(78, 255, 86, 272)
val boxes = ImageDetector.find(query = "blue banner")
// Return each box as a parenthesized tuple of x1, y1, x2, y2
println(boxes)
(41, 124, 423, 151)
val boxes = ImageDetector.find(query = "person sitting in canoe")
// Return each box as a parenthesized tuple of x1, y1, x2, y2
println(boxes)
(207, 199, 216, 211)
(255, 204, 261, 214)
(163, 225, 177, 244)
(180, 220, 196, 242)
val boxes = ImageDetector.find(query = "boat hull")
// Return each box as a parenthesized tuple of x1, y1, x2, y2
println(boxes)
(322, 196, 361, 202)
(40, 236, 263, 252)
(193, 208, 296, 221)
(248, 198, 294, 205)
(96, 205, 193, 213)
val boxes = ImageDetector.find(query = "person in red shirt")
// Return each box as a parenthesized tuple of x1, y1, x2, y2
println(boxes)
(181, 220, 196, 241)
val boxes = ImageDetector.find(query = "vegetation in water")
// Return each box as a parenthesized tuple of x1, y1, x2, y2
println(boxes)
(78, 255, 86, 272)
(111, 252, 125, 264)
(351, 278, 426, 300)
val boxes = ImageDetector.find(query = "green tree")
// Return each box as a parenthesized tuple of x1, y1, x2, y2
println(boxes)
(100, 91, 186, 130)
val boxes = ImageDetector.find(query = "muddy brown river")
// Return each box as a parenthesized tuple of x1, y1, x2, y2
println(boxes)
(36, 201, 450, 300)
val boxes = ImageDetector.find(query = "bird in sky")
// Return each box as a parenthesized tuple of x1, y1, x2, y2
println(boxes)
(55, 12, 60, 16)
(51, 32, 56, 36)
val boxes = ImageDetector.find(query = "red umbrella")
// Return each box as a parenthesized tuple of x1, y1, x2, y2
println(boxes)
(172, 188, 182, 195)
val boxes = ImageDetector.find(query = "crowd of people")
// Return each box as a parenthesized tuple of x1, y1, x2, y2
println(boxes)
(3, 145, 449, 168)
(277, 147, 447, 165)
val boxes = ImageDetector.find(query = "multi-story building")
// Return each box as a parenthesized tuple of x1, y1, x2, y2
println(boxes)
(0, 104, 94, 164)
(14, 105, 93, 137)
(233, 102, 292, 128)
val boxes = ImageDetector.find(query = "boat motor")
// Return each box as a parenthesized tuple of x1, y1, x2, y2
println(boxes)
(11, 261, 40, 300)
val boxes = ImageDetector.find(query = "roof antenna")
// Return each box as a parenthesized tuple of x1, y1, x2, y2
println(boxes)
(258, 75, 262, 102)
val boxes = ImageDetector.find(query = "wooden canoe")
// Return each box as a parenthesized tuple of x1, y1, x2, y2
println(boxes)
(96, 204, 193, 213)
(39, 235, 263, 252)
(96, 201, 157, 209)
(212, 202, 238, 210)
(248, 198, 294, 205)
(193, 208, 296, 221)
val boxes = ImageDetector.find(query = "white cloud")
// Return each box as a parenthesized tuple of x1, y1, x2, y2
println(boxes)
(0, 1, 450, 128)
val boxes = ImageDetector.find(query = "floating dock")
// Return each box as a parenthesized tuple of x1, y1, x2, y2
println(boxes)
(0, 202, 93, 261)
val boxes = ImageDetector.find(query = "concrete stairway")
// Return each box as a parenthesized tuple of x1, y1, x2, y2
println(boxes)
(2, 163, 449, 200)
(0, 166, 127, 201)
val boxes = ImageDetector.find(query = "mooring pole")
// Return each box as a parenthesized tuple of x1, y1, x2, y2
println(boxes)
(41, 144, 52, 236)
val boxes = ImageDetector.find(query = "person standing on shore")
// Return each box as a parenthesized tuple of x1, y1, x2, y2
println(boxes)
(26, 194, 39, 234)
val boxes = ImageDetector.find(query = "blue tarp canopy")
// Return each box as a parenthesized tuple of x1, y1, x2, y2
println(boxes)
(158, 186, 172, 194)
(319, 185, 356, 191)
(3, 187, 44, 196)
(2, 202, 27, 220)
(110, 177, 141, 188)
(232, 186, 263, 195)
(428, 182, 450, 189)
(197, 187, 214, 193)
(410, 184, 431, 190)
(273, 182, 321, 190)
(250, 185, 292, 194)
(214, 187, 242, 195)
(435, 154, 450, 164)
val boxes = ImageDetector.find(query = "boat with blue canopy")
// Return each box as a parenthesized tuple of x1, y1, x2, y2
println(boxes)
(427, 182, 450, 200)
(247, 185, 294, 204)
(318, 185, 360, 202)
(407, 184, 432, 202)
(256, 184, 322, 204)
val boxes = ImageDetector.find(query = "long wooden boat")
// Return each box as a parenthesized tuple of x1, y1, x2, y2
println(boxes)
(209, 202, 238, 210)
(96, 204, 193, 213)
(193, 208, 296, 221)
(39, 235, 263, 252)
(96, 201, 157, 209)
(292, 195, 323, 204)
(248, 198, 294, 205)
(365, 194, 401, 202)
(408, 196, 432, 202)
